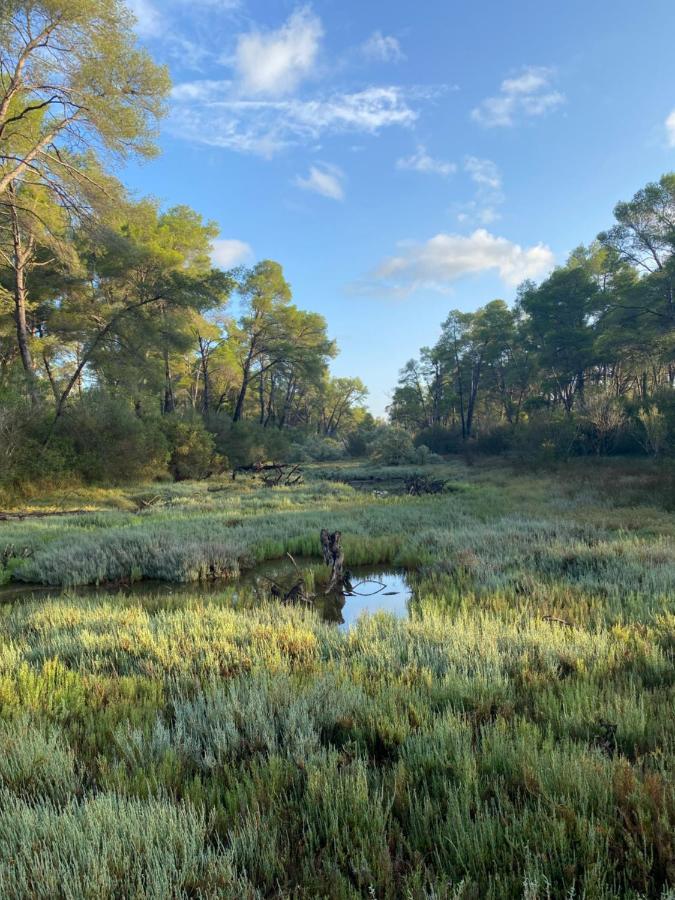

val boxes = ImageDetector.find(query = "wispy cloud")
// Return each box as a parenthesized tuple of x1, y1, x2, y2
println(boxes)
(471, 66, 564, 127)
(295, 163, 345, 200)
(362, 31, 405, 63)
(170, 84, 421, 156)
(211, 238, 253, 268)
(233, 6, 323, 97)
(396, 145, 456, 177)
(127, 0, 241, 36)
(464, 156, 501, 190)
(453, 157, 504, 225)
(127, 0, 163, 37)
(368, 229, 554, 295)
(666, 109, 675, 147)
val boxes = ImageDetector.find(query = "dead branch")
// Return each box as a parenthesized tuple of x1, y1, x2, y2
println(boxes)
(232, 461, 304, 487)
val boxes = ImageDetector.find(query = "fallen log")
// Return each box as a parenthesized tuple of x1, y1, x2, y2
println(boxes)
(0, 508, 90, 521)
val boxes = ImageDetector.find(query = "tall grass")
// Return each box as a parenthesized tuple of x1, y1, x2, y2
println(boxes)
(0, 593, 672, 897)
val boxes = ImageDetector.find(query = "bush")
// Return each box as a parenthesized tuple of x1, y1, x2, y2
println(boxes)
(369, 427, 416, 465)
(160, 416, 219, 481)
(54, 394, 169, 483)
(344, 418, 381, 458)
(301, 436, 346, 462)
(208, 418, 292, 470)
(414, 425, 465, 455)
(471, 427, 513, 456)
(509, 412, 581, 463)
(0, 397, 40, 488)
(412, 444, 441, 464)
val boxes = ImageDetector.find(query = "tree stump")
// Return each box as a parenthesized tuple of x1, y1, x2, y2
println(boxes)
(321, 529, 344, 593)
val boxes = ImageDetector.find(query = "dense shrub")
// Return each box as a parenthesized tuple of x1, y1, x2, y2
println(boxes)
(369, 426, 416, 465)
(160, 416, 219, 481)
(57, 394, 169, 483)
(471, 426, 513, 456)
(0, 394, 170, 489)
(300, 436, 346, 461)
(414, 425, 465, 455)
(208, 418, 292, 470)
(344, 418, 381, 457)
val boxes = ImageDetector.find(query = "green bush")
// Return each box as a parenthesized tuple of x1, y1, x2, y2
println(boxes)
(0, 393, 170, 490)
(160, 416, 219, 481)
(369, 426, 416, 465)
(301, 436, 346, 461)
(208, 418, 291, 470)
(414, 425, 465, 455)
(56, 394, 169, 483)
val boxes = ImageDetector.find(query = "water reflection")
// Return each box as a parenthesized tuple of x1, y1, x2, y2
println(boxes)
(314, 573, 412, 627)
(0, 561, 414, 628)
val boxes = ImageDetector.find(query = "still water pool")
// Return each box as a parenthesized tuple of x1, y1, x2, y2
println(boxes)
(0, 559, 414, 628)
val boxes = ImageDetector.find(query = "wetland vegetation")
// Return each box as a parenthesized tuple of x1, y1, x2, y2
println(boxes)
(0, 459, 673, 898)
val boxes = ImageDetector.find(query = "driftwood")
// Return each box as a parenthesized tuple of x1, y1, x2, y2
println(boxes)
(262, 552, 314, 605)
(404, 474, 445, 496)
(232, 461, 303, 487)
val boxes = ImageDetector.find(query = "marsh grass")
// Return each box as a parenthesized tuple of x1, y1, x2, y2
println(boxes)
(0, 460, 673, 897)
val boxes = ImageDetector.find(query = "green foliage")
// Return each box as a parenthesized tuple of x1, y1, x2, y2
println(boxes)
(56, 394, 169, 483)
(160, 416, 218, 481)
(390, 175, 675, 461)
(369, 426, 416, 465)
(296, 435, 346, 461)
(210, 419, 292, 469)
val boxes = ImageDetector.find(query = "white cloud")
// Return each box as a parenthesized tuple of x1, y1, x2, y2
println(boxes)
(471, 66, 564, 127)
(372, 229, 554, 294)
(464, 156, 501, 190)
(397, 145, 455, 177)
(211, 238, 253, 268)
(126, 0, 163, 36)
(667, 109, 675, 147)
(362, 31, 404, 63)
(456, 205, 501, 226)
(233, 6, 323, 97)
(170, 84, 420, 155)
(453, 157, 504, 225)
(295, 163, 345, 200)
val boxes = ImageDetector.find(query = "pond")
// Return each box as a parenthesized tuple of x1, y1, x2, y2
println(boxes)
(0, 559, 414, 628)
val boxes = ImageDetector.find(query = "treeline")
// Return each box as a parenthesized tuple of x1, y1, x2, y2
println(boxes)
(0, 2, 368, 490)
(390, 174, 675, 459)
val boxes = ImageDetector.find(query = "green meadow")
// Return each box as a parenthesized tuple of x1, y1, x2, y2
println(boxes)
(0, 460, 673, 898)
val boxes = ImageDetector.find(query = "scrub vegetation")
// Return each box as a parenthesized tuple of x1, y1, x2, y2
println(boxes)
(0, 460, 673, 898)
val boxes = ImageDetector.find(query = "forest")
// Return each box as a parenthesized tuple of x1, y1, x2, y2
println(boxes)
(0, 3, 673, 899)
(0, 2, 674, 496)
(389, 177, 675, 460)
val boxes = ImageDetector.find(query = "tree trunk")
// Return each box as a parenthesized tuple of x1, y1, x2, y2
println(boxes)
(233, 349, 254, 422)
(163, 347, 175, 413)
(198, 339, 210, 415)
(465, 358, 482, 438)
(9, 186, 37, 400)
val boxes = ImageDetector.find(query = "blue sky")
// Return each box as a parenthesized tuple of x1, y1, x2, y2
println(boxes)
(124, 0, 675, 415)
